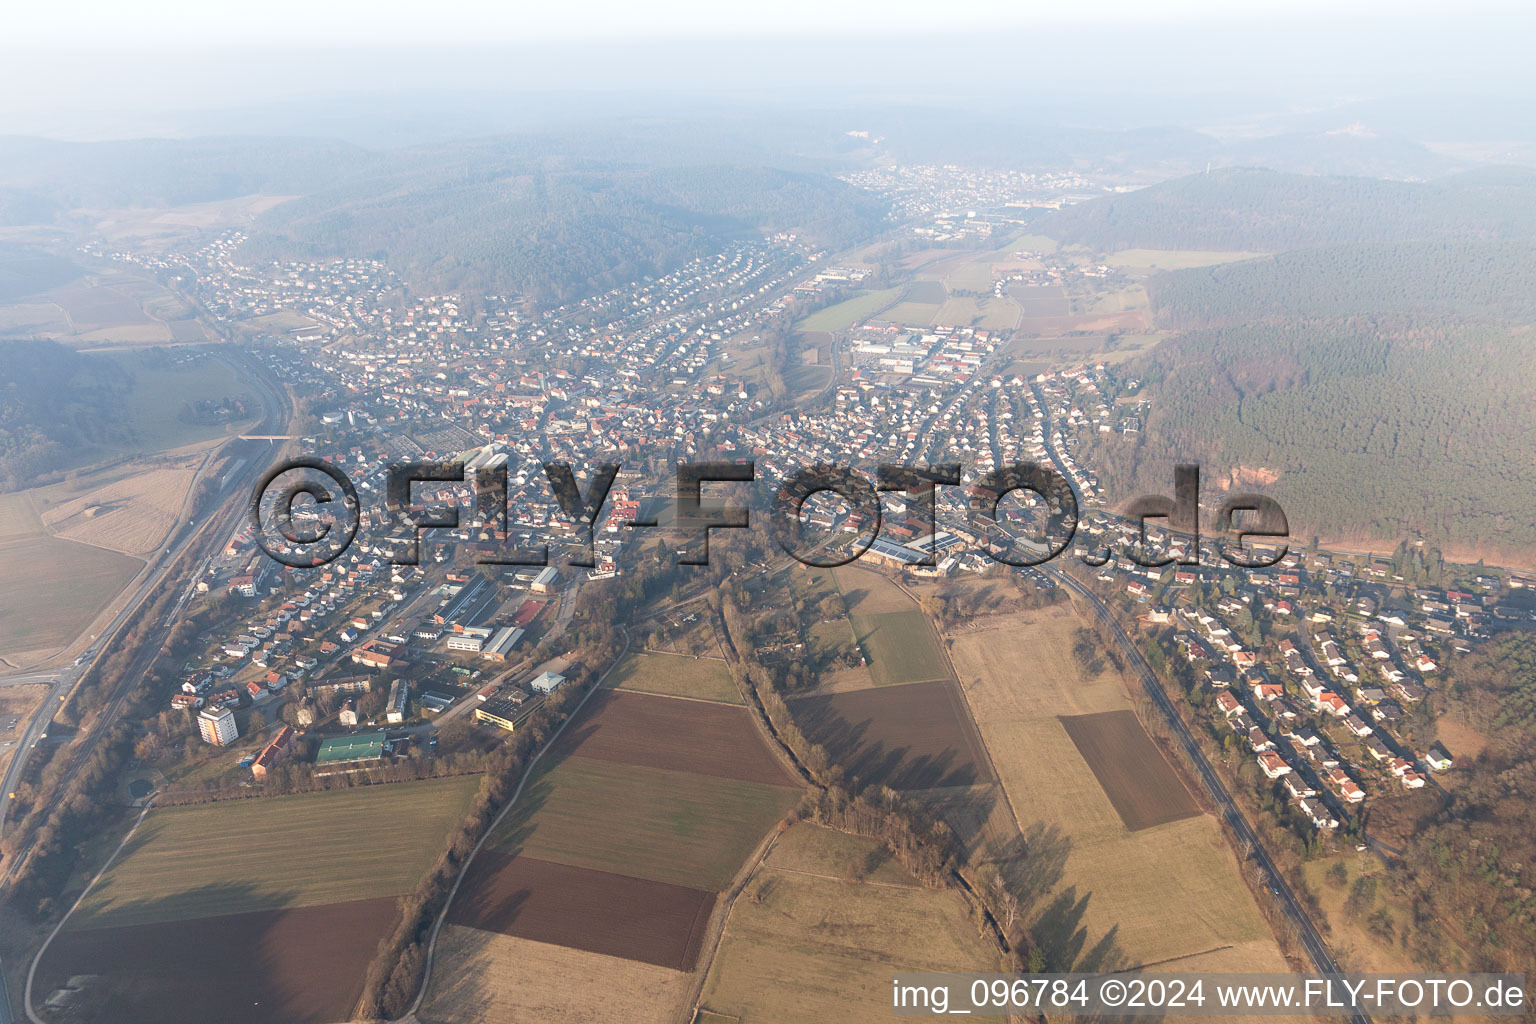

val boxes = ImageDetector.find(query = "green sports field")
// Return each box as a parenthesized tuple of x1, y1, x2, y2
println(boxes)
(604, 651, 741, 704)
(70, 776, 482, 930)
(849, 609, 951, 686)
(794, 288, 900, 332)
(489, 757, 800, 890)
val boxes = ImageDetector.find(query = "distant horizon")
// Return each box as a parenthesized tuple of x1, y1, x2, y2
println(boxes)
(2, 10, 1534, 143)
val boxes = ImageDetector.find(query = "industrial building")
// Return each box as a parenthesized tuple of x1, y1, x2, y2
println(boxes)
(482, 626, 525, 660)
(474, 694, 532, 733)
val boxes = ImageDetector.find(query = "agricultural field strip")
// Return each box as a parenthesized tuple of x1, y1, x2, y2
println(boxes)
(1059, 709, 1200, 832)
(489, 755, 801, 892)
(552, 689, 791, 783)
(848, 609, 951, 687)
(71, 776, 481, 929)
(603, 650, 743, 705)
(449, 852, 716, 970)
(698, 824, 998, 1024)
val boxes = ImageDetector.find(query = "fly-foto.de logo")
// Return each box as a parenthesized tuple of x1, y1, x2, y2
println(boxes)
(249, 458, 1288, 571)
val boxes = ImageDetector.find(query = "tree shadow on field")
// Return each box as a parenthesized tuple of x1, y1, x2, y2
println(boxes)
(985, 818, 1072, 918)
(1029, 886, 1131, 975)
(38, 880, 394, 1024)
(790, 702, 979, 790)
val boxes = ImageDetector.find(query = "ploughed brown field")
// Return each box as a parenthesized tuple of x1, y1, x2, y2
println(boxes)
(550, 689, 796, 786)
(35, 897, 399, 1024)
(1059, 710, 1200, 831)
(789, 680, 992, 790)
(448, 853, 716, 970)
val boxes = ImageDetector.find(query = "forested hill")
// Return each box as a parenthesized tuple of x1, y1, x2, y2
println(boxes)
(241, 161, 886, 305)
(0, 340, 131, 491)
(1087, 317, 1536, 563)
(1146, 239, 1536, 328)
(1030, 167, 1536, 252)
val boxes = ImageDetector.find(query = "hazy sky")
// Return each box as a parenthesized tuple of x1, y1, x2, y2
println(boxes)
(2, 1, 1532, 141)
(6, 0, 1502, 48)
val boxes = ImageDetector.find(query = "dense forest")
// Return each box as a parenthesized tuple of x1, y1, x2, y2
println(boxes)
(1031, 167, 1536, 252)
(0, 340, 130, 490)
(1381, 634, 1536, 973)
(1147, 239, 1536, 327)
(1084, 316, 1536, 560)
(243, 159, 886, 304)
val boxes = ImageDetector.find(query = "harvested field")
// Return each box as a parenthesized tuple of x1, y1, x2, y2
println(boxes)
(420, 926, 693, 1024)
(0, 529, 140, 666)
(831, 565, 912, 614)
(489, 757, 800, 891)
(880, 301, 939, 326)
(551, 689, 793, 784)
(449, 853, 715, 969)
(605, 650, 741, 704)
(1014, 310, 1145, 337)
(1060, 710, 1199, 831)
(43, 464, 195, 555)
(949, 605, 1290, 973)
(35, 897, 399, 1024)
(790, 680, 990, 790)
(934, 295, 1020, 330)
(50, 279, 152, 328)
(72, 776, 481, 929)
(905, 280, 948, 303)
(697, 823, 998, 1023)
(849, 609, 950, 687)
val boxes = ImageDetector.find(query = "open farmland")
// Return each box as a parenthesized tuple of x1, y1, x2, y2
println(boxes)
(0, 492, 141, 667)
(604, 650, 742, 704)
(36, 899, 399, 1024)
(487, 756, 799, 890)
(830, 565, 912, 614)
(109, 351, 258, 452)
(948, 604, 1290, 974)
(697, 824, 998, 1023)
(849, 609, 950, 686)
(449, 854, 715, 969)
(879, 301, 940, 326)
(447, 683, 803, 985)
(790, 680, 990, 791)
(551, 689, 792, 784)
(1060, 710, 1200, 831)
(70, 775, 482, 928)
(1009, 283, 1071, 317)
(795, 288, 900, 332)
(420, 926, 694, 1024)
(933, 294, 1020, 330)
(42, 463, 196, 555)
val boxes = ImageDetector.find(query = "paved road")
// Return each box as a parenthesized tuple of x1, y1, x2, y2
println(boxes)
(0, 346, 289, 864)
(1028, 383, 1368, 1022)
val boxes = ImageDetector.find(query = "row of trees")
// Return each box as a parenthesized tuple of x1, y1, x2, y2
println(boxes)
(714, 584, 1033, 967)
